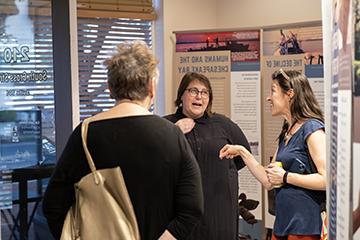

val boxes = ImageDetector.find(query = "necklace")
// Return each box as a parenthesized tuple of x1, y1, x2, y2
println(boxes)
(284, 121, 299, 141)
(284, 131, 294, 141)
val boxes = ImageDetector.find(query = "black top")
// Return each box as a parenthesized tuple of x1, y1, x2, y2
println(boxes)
(43, 115, 203, 240)
(164, 108, 250, 240)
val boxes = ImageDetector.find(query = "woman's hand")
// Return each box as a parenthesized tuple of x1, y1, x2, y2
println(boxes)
(219, 144, 243, 159)
(220, 144, 274, 190)
(175, 118, 195, 134)
(265, 163, 286, 186)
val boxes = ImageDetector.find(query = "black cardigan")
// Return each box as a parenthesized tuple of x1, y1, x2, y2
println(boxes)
(43, 115, 203, 240)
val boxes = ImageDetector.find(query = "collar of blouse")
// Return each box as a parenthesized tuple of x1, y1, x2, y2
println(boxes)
(175, 107, 209, 124)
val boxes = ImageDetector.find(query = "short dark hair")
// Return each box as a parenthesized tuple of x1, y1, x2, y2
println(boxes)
(104, 41, 159, 101)
(175, 72, 213, 115)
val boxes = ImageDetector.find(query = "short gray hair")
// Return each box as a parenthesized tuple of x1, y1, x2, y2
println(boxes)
(104, 41, 159, 101)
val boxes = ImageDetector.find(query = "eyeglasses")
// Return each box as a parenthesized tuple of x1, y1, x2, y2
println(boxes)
(186, 88, 210, 99)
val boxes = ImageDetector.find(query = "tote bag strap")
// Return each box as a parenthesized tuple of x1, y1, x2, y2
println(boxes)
(81, 109, 151, 184)
(81, 117, 103, 184)
(79, 117, 140, 237)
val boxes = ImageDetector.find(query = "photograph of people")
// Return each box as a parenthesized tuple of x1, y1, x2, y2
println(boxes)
(42, 41, 204, 240)
(164, 72, 250, 240)
(220, 69, 326, 240)
(279, 29, 288, 55)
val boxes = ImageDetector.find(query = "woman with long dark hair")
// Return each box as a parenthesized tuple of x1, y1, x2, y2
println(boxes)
(220, 69, 326, 240)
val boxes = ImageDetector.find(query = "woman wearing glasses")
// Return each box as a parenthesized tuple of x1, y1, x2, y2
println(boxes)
(164, 72, 250, 240)
(220, 70, 326, 240)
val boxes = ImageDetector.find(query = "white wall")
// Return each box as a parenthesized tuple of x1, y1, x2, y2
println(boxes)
(157, 0, 322, 115)
(157, 0, 217, 115)
(216, 0, 322, 29)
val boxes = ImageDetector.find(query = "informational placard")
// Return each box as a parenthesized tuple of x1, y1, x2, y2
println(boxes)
(308, 77, 325, 111)
(353, 0, 360, 238)
(231, 71, 262, 219)
(261, 55, 305, 228)
(305, 64, 325, 113)
(230, 72, 260, 144)
(263, 25, 323, 62)
(175, 30, 262, 222)
(329, 1, 340, 236)
(175, 31, 260, 62)
(330, 0, 353, 239)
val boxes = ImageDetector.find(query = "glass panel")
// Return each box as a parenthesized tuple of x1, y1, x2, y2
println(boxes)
(0, 0, 55, 239)
(78, 17, 152, 119)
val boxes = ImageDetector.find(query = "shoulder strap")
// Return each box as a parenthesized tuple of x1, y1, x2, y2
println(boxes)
(81, 106, 152, 183)
(81, 117, 103, 184)
(81, 118, 97, 173)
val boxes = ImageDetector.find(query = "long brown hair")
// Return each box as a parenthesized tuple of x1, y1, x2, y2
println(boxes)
(272, 69, 324, 140)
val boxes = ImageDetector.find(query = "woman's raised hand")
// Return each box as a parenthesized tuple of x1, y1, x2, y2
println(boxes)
(175, 118, 195, 134)
(219, 144, 242, 159)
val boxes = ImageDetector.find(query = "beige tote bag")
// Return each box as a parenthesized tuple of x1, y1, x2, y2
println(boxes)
(60, 117, 140, 240)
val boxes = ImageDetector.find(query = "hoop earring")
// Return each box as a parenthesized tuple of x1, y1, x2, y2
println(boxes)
(149, 103, 155, 112)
